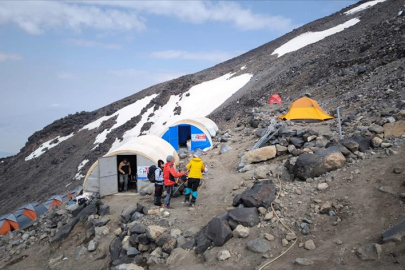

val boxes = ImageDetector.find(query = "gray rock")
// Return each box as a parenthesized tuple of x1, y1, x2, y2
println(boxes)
(180, 238, 196, 250)
(382, 218, 405, 242)
(235, 180, 276, 208)
(75, 246, 87, 261)
(131, 212, 144, 221)
(195, 227, 212, 254)
(292, 147, 346, 180)
(203, 248, 217, 263)
(290, 137, 305, 148)
(93, 218, 110, 227)
(254, 165, 270, 179)
(166, 248, 197, 266)
(242, 146, 277, 164)
(294, 258, 314, 266)
(393, 167, 403, 174)
(356, 243, 382, 261)
(136, 234, 151, 245)
(170, 228, 182, 238)
(97, 204, 110, 216)
(220, 143, 232, 154)
(109, 237, 122, 262)
(304, 240, 316, 250)
(217, 249, 231, 261)
(155, 233, 171, 247)
(379, 186, 397, 195)
(276, 144, 288, 156)
(110, 264, 144, 270)
(88, 240, 98, 251)
(369, 124, 385, 134)
(205, 217, 232, 246)
(130, 223, 146, 235)
(352, 135, 372, 152)
(247, 238, 271, 253)
(162, 237, 177, 254)
(183, 227, 200, 238)
(127, 247, 140, 257)
(121, 205, 138, 223)
(51, 218, 79, 242)
(228, 208, 260, 227)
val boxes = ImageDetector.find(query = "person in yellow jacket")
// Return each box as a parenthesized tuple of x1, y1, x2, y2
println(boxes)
(184, 149, 205, 207)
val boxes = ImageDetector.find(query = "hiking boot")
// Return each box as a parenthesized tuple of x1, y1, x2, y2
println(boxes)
(183, 199, 190, 204)
(164, 205, 173, 209)
(189, 203, 195, 207)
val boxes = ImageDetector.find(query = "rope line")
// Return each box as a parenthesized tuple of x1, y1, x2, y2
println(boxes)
(258, 175, 297, 270)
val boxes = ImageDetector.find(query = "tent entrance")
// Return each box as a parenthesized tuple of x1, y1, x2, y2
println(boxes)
(178, 125, 191, 149)
(117, 155, 137, 191)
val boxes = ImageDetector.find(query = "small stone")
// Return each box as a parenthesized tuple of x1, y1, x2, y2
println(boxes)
(294, 258, 314, 266)
(286, 233, 297, 241)
(233, 225, 250, 238)
(393, 167, 403, 174)
(335, 239, 343, 245)
(114, 228, 122, 236)
(317, 183, 329, 191)
(264, 212, 274, 221)
(304, 240, 316, 250)
(138, 243, 149, 252)
(282, 239, 288, 246)
(247, 238, 271, 253)
(170, 228, 182, 239)
(264, 233, 275, 241)
(295, 189, 302, 195)
(217, 250, 231, 261)
(163, 211, 170, 218)
(379, 186, 397, 195)
(258, 207, 267, 215)
(88, 240, 97, 252)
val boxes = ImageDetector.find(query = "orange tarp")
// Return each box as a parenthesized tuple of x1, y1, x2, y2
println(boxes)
(280, 97, 333, 121)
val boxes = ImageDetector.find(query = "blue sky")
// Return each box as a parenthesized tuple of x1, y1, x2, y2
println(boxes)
(0, 0, 357, 156)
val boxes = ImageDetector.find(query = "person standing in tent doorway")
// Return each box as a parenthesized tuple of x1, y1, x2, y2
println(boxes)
(163, 155, 185, 209)
(154, 159, 165, 206)
(184, 149, 205, 207)
(118, 158, 131, 192)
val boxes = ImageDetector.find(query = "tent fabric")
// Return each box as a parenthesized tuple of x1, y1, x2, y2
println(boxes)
(14, 203, 47, 220)
(43, 195, 65, 210)
(67, 186, 83, 199)
(269, 94, 282, 104)
(0, 214, 19, 235)
(280, 97, 334, 121)
(83, 135, 179, 193)
(159, 117, 218, 151)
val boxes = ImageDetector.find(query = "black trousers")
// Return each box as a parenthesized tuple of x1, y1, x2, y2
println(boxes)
(154, 185, 163, 205)
(185, 178, 200, 203)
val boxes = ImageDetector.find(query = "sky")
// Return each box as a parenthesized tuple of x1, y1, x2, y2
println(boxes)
(0, 0, 358, 157)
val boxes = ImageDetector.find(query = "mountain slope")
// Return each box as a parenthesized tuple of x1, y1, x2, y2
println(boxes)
(1, 0, 404, 215)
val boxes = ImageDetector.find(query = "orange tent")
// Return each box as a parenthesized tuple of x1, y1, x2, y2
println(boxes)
(0, 214, 19, 235)
(280, 97, 333, 121)
(269, 94, 282, 104)
(44, 195, 65, 210)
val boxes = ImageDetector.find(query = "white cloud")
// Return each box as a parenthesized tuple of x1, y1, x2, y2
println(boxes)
(67, 39, 121, 49)
(0, 1, 145, 35)
(147, 50, 238, 62)
(111, 69, 185, 83)
(0, 51, 22, 62)
(56, 71, 78, 80)
(0, 1, 295, 35)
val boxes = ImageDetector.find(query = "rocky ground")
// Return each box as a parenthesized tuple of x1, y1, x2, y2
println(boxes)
(1, 101, 404, 270)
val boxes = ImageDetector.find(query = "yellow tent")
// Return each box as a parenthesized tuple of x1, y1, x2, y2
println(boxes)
(280, 97, 334, 121)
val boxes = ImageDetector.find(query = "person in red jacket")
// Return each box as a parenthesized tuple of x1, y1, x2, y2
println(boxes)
(163, 155, 185, 209)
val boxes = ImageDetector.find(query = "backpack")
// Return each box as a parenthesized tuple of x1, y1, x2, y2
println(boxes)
(148, 165, 157, 183)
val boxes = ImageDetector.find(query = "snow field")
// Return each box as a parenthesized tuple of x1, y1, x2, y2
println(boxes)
(344, 0, 387, 15)
(25, 133, 74, 161)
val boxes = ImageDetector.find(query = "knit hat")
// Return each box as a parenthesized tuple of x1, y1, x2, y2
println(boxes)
(166, 155, 174, 162)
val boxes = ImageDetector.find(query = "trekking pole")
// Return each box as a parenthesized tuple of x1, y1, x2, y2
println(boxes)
(173, 182, 185, 195)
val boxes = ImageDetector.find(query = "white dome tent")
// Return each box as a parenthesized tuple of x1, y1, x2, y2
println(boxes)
(159, 117, 218, 151)
(83, 135, 179, 197)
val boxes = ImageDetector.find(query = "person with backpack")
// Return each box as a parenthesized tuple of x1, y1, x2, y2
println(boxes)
(184, 149, 205, 207)
(154, 160, 164, 206)
(163, 155, 185, 209)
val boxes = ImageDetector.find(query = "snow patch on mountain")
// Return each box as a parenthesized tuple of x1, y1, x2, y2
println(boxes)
(272, 18, 360, 57)
(110, 72, 253, 151)
(77, 159, 89, 171)
(82, 94, 158, 148)
(344, 0, 387, 15)
(25, 133, 74, 161)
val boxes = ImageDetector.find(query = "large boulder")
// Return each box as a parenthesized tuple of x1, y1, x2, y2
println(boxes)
(234, 180, 276, 208)
(384, 120, 405, 138)
(292, 146, 346, 180)
(205, 217, 232, 246)
(97, 204, 110, 216)
(195, 226, 212, 254)
(242, 146, 277, 164)
(109, 237, 123, 262)
(51, 218, 79, 242)
(121, 205, 138, 223)
(228, 208, 260, 227)
(129, 223, 146, 235)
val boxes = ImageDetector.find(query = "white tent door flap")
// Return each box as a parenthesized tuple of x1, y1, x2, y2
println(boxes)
(98, 156, 118, 196)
